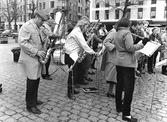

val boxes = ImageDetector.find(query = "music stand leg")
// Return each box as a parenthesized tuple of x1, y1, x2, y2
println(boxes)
(150, 71, 158, 114)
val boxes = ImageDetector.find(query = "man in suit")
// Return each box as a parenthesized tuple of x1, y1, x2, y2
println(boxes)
(17, 10, 48, 114)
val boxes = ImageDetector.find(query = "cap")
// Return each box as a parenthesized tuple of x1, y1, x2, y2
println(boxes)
(35, 10, 48, 21)
(81, 16, 89, 21)
(152, 27, 158, 32)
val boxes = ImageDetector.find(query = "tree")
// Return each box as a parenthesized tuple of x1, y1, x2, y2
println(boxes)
(11, 0, 21, 31)
(1, 0, 13, 29)
(29, 0, 39, 19)
(97, 0, 142, 18)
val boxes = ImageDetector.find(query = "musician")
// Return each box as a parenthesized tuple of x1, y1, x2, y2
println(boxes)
(142, 20, 150, 38)
(101, 28, 117, 98)
(17, 10, 48, 114)
(147, 27, 162, 74)
(114, 17, 146, 122)
(161, 27, 167, 75)
(64, 18, 96, 100)
(40, 17, 56, 80)
(91, 25, 103, 70)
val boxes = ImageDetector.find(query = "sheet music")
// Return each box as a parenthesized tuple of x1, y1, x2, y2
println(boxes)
(139, 41, 161, 57)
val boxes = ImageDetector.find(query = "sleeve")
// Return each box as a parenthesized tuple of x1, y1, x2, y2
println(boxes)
(103, 32, 116, 51)
(75, 30, 95, 54)
(124, 32, 144, 52)
(19, 26, 38, 57)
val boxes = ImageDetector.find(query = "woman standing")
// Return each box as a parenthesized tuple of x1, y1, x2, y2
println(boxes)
(101, 27, 117, 98)
(114, 17, 145, 122)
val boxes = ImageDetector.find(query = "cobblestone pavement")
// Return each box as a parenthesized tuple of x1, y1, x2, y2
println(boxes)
(0, 38, 167, 122)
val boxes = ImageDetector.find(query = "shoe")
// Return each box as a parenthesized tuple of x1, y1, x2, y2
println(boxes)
(116, 108, 123, 113)
(78, 81, 89, 85)
(107, 92, 115, 98)
(84, 77, 93, 82)
(74, 84, 81, 88)
(27, 107, 41, 114)
(43, 76, 52, 80)
(148, 71, 152, 74)
(74, 90, 80, 94)
(88, 71, 95, 75)
(122, 116, 138, 122)
(37, 101, 43, 105)
(67, 92, 76, 100)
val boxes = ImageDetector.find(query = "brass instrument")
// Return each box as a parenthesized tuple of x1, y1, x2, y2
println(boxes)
(77, 20, 100, 63)
(39, 10, 65, 64)
(131, 33, 144, 40)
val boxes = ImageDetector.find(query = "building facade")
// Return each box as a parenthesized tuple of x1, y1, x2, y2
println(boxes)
(0, 0, 90, 30)
(90, 0, 167, 30)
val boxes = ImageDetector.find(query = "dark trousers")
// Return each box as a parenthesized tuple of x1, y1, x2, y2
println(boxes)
(45, 55, 51, 76)
(116, 66, 135, 116)
(26, 77, 40, 108)
(147, 51, 158, 72)
(65, 54, 85, 91)
(65, 54, 77, 92)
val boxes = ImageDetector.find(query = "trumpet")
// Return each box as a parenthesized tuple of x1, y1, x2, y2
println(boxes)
(131, 33, 144, 39)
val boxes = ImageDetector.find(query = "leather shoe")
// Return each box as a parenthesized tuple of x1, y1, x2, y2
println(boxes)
(74, 84, 81, 88)
(74, 90, 80, 94)
(78, 81, 89, 85)
(37, 101, 43, 105)
(107, 92, 115, 98)
(43, 76, 52, 80)
(27, 107, 41, 114)
(67, 92, 76, 100)
(122, 116, 138, 122)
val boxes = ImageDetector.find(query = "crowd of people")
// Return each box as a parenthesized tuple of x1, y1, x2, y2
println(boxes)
(16, 10, 167, 122)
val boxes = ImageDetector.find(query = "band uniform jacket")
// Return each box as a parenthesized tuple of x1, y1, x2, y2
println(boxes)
(114, 27, 144, 68)
(17, 19, 43, 79)
(101, 30, 117, 83)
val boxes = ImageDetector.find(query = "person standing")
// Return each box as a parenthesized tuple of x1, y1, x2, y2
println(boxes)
(114, 17, 146, 122)
(161, 27, 167, 75)
(100, 27, 117, 98)
(147, 27, 162, 74)
(17, 10, 48, 114)
(40, 18, 56, 80)
(64, 18, 96, 100)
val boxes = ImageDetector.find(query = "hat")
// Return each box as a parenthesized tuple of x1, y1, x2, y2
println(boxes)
(35, 10, 48, 21)
(152, 27, 158, 32)
(81, 16, 89, 21)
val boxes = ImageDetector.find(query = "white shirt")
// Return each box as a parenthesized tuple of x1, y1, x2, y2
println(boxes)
(64, 27, 95, 55)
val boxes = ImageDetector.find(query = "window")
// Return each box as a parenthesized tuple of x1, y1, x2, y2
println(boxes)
(95, 11, 99, 20)
(127, 9, 131, 19)
(50, 1, 54, 8)
(115, 0, 120, 6)
(138, 0, 143, 5)
(96, 3, 99, 8)
(43, 2, 45, 9)
(105, 10, 109, 19)
(115, 9, 119, 19)
(105, 0, 110, 7)
(151, 0, 156, 4)
(78, 7, 80, 13)
(39, 3, 42, 10)
(69, 14, 71, 20)
(138, 8, 143, 19)
(164, 6, 167, 18)
(150, 7, 156, 18)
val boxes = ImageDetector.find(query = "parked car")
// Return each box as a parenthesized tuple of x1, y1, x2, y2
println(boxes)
(1, 29, 13, 37)
(0, 29, 5, 36)
(11, 32, 18, 39)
